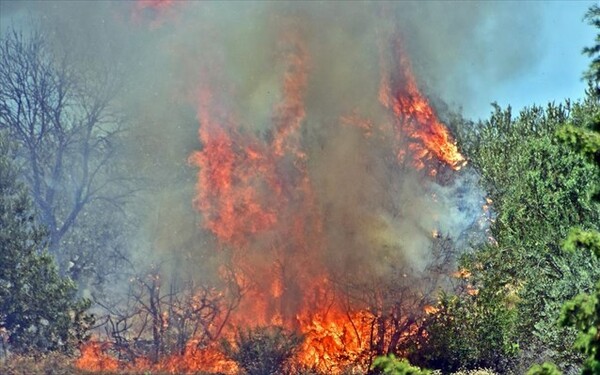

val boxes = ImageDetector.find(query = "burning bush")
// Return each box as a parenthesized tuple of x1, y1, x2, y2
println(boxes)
(31, 2, 489, 373)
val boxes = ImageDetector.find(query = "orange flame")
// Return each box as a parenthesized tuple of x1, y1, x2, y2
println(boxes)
(75, 341, 119, 372)
(79, 13, 466, 375)
(379, 37, 466, 170)
(76, 341, 237, 374)
(187, 23, 372, 371)
(188, 87, 279, 247)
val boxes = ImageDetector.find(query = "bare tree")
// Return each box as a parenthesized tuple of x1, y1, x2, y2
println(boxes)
(331, 234, 457, 370)
(0, 24, 136, 281)
(93, 266, 241, 365)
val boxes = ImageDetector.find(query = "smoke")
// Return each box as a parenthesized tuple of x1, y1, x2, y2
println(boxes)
(1, 1, 537, 317)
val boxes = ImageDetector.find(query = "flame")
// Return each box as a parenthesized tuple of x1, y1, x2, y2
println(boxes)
(186, 35, 370, 361)
(78, 12, 467, 375)
(76, 341, 237, 374)
(75, 341, 119, 372)
(379, 37, 465, 171)
(188, 87, 279, 247)
(296, 309, 373, 372)
(424, 305, 440, 315)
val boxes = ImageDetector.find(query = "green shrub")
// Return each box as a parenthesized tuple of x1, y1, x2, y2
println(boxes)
(372, 354, 430, 375)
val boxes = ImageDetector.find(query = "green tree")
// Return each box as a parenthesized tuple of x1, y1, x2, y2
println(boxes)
(554, 8, 600, 372)
(556, 101, 600, 375)
(418, 5, 600, 373)
(523, 5, 600, 374)
(559, 284, 599, 375)
(583, 4, 600, 96)
(415, 286, 518, 373)
(451, 96, 600, 372)
(0, 132, 92, 354)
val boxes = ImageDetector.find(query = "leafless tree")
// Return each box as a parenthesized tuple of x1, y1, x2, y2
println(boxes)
(0, 24, 137, 281)
(93, 265, 243, 364)
(332, 234, 457, 369)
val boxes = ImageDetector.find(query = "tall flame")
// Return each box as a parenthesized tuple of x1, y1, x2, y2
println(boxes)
(78, 6, 468, 374)
(186, 26, 465, 371)
(379, 37, 466, 170)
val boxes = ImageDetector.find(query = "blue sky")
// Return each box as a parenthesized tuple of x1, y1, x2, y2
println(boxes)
(466, 1, 597, 119)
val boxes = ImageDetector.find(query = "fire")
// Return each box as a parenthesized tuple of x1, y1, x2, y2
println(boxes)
(75, 341, 119, 372)
(424, 305, 440, 315)
(186, 24, 462, 370)
(188, 87, 279, 246)
(379, 37, 466, 171)
(185, 33, 371, 362)
(78, 8, 468, 374)
(297, 309, 374, 372)
(76, 340, 237, 374)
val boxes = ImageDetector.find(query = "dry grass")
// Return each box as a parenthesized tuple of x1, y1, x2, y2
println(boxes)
(0, 352, 81, 375)
(0, 353, 212, 375)
(0, 353, 499, 375)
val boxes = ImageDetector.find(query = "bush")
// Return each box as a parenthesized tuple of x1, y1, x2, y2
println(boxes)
(526, 362, 562, 375)
(222, 326, 302, 375)
(371, 354, 430, 375)
(450, 370, 498, 375)
(0, 352, 77, 375)
(414, 289, 518, 373)
(0, 133, 92, 353)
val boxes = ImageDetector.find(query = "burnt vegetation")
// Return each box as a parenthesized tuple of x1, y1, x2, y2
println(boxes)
(1, 3, 600, 375)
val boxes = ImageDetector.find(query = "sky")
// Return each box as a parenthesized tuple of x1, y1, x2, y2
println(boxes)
(0, 1, 596, 121)
(478, 1, 596, 119)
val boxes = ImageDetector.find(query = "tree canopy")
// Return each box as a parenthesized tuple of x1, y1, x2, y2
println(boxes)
(0, 131, 91, 354)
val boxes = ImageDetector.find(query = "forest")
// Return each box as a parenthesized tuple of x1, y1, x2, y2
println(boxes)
(0, 2, 599, 375)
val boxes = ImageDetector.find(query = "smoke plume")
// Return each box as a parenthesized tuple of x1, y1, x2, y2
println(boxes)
(2, 0, 540, 331)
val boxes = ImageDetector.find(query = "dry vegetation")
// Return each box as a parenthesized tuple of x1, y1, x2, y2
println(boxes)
(1, 353, 499, 375)
(0, 353, 497, 375)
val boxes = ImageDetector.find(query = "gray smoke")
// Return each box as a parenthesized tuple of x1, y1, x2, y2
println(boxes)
(1, 1, 540, 312)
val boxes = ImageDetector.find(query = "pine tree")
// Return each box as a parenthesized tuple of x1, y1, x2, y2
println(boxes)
(555, 6, 600, 373)
(0, 132, 92, 354)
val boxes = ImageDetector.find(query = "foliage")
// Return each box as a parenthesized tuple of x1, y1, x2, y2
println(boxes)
(563, 228, 600, 258)
(425, 30, 600, 372)
(414, 286, 518, 373)
(526, 362, 562, 375)
(448, 370, 498, 375)
(221, 326, 302, 375)
(0, 132, 92, 354)
(560, 35, 600, 375)
(557, 67, 600, 375)
(583, 4, 600, 96)
(371, 354, 430, 375)
(0, 351, 76, 375)
(556, 123, 600, 163)
(559, 284, 600, 375)
(0, 23, 135, 285)
(451, 94, 600, 372)
(450, 97, 600, 372)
